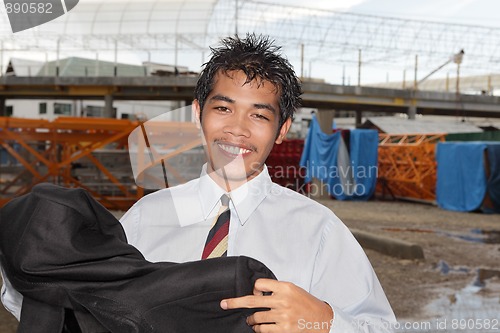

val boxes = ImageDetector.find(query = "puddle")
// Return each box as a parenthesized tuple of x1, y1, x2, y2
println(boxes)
(475, 268, 500, 287)
(382, 227, 500, 245)
(470, 229, 500, 244)
(434, 261, 500, 287)
(435, 260, 469, 275)
(396, 279, 500, 332)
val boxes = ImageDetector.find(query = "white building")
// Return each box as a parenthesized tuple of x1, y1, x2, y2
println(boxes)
(4, 56, 190, 121)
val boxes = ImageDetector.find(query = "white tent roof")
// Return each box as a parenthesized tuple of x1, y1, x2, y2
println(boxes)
(2, 0, 500, 87)
(56, 0, 217, 36)
(5, 58, 44, 76)
(363, 116, 483, 134)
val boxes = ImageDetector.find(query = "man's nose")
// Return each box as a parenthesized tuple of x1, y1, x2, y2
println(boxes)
(223, 113, 251, 137)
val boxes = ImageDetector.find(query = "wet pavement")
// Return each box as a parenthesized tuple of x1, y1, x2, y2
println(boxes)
(395, 270, 500, 332)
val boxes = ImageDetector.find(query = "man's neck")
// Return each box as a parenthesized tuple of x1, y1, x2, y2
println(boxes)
(205, 168, 263, 192)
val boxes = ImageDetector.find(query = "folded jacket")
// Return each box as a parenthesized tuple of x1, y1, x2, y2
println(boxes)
(0, 183, 276, 333)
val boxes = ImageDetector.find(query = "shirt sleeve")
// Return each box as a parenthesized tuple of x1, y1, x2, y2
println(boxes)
(311, 216, 397, 333)
(1, 265, 22, 321)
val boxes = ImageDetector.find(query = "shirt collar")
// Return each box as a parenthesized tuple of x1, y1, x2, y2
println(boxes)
(198, 164, 226, 220)
(198, 164, 273, 225)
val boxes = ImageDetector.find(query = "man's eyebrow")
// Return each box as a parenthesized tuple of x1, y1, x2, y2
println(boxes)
(209, 94, 277, 114)
(209, 94, 234, 103)
(254, 103, 277, 114)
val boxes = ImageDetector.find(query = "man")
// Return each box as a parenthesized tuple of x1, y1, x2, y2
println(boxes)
(1, 34, 396, 332)
(120, 34, 396, 333)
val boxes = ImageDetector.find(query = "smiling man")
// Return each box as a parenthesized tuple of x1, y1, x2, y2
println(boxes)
(194, 69, 290, 190)
(119, 34, 396, 332)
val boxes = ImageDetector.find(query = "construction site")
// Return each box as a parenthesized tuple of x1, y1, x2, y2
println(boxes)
(2, 114, 498, 212)
(0, 0, 499, 212)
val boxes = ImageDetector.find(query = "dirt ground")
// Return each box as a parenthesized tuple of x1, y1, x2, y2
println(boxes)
(1, 199, 499, 332)
(319, 199, 500, 322)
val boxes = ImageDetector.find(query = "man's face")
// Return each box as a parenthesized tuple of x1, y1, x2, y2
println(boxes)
(194, 70, 291, 189)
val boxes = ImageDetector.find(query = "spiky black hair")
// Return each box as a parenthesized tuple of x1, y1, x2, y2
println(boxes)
(194, 34, 302, 129)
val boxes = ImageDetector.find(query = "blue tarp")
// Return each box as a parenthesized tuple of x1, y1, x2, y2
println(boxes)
(300, 116, 341, 187)
(349, 129, 379, 200)
(486, 144, 500, 213)
(299, 116, 378, 200)
(436, 142, 488, 212)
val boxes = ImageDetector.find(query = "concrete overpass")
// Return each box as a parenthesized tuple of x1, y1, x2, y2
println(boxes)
(1, 76, 500, 122)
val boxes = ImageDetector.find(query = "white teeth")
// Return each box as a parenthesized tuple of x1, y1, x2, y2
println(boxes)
(219, 144, 251, 155)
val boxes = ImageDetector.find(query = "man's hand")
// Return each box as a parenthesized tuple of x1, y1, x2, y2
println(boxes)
(220, 278, 334, 333)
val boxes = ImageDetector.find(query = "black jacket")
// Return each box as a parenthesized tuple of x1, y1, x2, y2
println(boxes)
(0, 183, 275, 333)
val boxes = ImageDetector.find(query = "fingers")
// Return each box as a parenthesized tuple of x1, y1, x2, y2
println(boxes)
(221, 294, 276, 310)
(222, 279, 282, 310)
(247, 313, 279, 333)
(222, 280, 298, 311)
(253, 278, 281, 294)
(246, 310, 274, 326)
(251, 324, 279, 333)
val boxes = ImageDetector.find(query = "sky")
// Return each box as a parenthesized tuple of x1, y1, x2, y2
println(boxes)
(275, 0, 500, 27)
(261, 0, 500, 84)
(1, 0, 500, 85)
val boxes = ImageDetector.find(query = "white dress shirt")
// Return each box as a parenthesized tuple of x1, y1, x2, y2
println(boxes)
(1, 164, 396, 331)
(120, 165, 396, 333)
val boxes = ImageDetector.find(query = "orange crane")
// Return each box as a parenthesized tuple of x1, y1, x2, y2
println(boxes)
(1, 116, 202, 210)
(0, 116, 144, 210)
(377, 133, 446, 201)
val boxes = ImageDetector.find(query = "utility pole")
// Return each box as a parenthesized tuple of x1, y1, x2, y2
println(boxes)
(235, 0, 238, 35)
(453, 50, 464, 94)
(410, 50, 464, 120)
(300, 44, 304, 79)
(357, 49, 361, 86)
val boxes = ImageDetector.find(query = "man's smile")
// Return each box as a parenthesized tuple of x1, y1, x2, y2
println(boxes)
(216, 142, 254, 157)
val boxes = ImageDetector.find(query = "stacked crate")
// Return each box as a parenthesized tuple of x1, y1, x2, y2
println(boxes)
(266, 139, 306, 193)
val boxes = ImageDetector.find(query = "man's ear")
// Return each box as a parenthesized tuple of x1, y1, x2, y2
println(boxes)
(275, 118, 292, 144)
(192, 99, 201, 129)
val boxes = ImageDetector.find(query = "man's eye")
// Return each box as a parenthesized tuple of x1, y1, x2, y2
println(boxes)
(255, 114, 270, 121)
(216, 107, 229, 112)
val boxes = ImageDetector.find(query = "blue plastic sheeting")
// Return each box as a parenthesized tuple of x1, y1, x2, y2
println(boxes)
(299, 116, 378, 200)
(300, 116, 341, 186)
(349, 129, 379, 200)
(436, 142, 488, 212)
(486, 143, 500, 213)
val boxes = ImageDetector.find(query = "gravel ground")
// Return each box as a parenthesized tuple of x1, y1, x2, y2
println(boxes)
(1, 199, 499, 332)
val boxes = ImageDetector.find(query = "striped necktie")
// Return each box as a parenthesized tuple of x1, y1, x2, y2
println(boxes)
(202, 194, 230, 259)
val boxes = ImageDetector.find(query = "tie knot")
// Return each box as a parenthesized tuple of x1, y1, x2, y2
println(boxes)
(221, 194, 230, 207)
